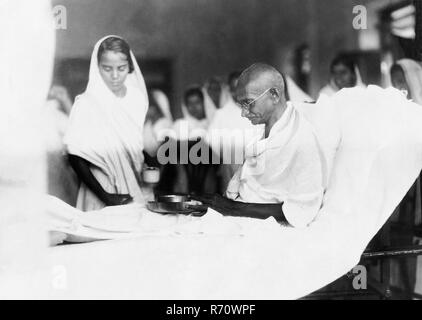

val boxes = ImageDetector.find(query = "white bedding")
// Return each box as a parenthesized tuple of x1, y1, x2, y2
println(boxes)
(2, 85, 422, 300)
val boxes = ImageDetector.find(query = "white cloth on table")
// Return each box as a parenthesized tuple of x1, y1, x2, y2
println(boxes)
(226, 102, 324, 228)
(45, 194, 279, 242)
(63, 35, 149, 211)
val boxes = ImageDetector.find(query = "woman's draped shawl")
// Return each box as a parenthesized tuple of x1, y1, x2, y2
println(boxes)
(64, 35, 149, 210)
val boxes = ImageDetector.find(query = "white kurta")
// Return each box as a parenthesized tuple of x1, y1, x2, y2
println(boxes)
(226, 102, 324, 228)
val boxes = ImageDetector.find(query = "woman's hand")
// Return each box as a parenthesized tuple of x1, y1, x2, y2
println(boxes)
(103, 193, 133, 206)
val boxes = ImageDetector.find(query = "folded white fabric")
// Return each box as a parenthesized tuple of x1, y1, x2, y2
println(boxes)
(46, 195, 283, 241)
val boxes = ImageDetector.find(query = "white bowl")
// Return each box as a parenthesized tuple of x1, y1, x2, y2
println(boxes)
(142, 167, 160, 183)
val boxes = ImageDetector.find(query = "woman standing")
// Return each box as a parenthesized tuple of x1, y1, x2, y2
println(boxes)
(64, 35, 149, 211)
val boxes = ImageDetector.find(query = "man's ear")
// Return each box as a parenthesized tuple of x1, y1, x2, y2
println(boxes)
(270, 88, 280, 102)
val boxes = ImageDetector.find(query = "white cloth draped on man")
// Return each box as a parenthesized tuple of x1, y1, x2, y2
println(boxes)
(226, 102, 325, 228)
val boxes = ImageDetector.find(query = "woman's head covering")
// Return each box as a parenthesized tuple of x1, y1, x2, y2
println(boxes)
(396, 59, 422, 105)
(64, 35, 149, 173)
(201, 78, 231, 121)
(172, 86, 211, 140)
(84, 35, 148, 125)
(180, 85, 213, 123)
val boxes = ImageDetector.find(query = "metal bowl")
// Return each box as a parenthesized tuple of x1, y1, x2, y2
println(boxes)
(147, 201, 193, 214)
(155, 194, 190, 203)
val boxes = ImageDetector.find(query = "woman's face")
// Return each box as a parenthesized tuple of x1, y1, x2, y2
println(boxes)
(186, 95, 205, 120)
(99, 50, 130, 96)
(332, 63, 356, 90)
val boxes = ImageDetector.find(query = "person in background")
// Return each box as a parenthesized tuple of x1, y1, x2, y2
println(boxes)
(45, 85, 73, 141)
(169, 87, 218, 194)
(143, 90, 173, 158)
(202, 77, 231, 121)
(390, 59, 422, 104)
(173, 87, 210, 140)
(285, 75, 314, 103)
(47, 85, 73, 116)
(207, 71, 263, 192)
(204, 77, 222, 108)
(44, 85, 79, 207)
(319, 54, 364, 98)
(64, 35, 149, 211)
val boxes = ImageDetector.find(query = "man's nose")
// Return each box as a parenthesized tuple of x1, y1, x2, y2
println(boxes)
(111, 70, 118, 79)
(241, 108, 248, 118)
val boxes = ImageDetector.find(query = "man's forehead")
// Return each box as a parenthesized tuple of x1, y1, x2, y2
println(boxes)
(235, 80, 262, 100)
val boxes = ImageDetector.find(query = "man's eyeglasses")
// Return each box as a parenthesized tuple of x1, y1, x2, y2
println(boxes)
(236, 88, 273, 113)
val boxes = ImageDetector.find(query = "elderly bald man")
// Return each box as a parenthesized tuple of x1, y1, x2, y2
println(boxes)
(192, 63, 324, 228)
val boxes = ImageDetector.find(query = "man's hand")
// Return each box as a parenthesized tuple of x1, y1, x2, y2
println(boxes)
(103, 193, 133, 206)
(191, 193, 286, 222)
(190, 193, 240, 215)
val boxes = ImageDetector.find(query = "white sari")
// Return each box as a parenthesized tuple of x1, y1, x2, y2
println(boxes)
(64, 35, 149, 211)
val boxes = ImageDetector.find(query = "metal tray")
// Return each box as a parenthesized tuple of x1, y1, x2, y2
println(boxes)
(147, 200, 207, 216)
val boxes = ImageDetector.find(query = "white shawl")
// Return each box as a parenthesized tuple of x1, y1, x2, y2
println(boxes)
(226, 102, 324, 228)
(64, 35, 149, 210)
